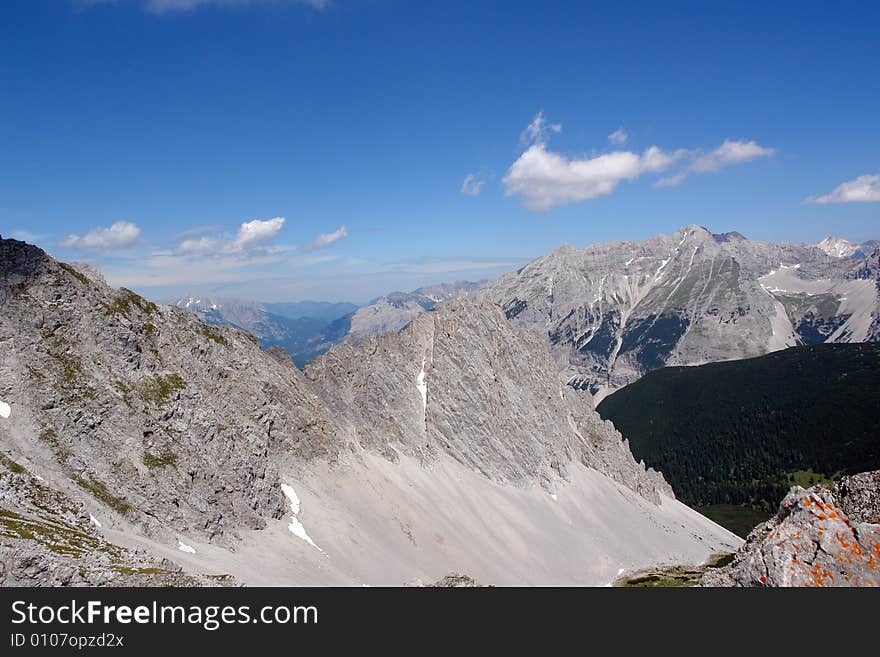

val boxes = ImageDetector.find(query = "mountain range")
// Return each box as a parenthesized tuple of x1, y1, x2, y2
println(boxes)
(476, 225, 880, 399)
(172, 282, 483, 367)
(0, 235, 738, 586)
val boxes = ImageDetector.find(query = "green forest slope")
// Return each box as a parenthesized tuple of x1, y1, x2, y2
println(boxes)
(597, 343, 880, 514)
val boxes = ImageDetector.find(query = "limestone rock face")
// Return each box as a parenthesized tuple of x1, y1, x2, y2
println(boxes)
(0, 236, 340, 545)
(477, 226, 878, 400)
(305, 298, 671, 501)
(0, 454, 222, 586)
(701, 472, 880, 587)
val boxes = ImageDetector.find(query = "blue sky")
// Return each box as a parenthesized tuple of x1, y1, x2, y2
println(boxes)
(1, 0, 878, 302)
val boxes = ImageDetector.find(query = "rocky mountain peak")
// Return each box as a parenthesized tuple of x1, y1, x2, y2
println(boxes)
(478, 226, 876, 398)
(817, 236, 858, 258)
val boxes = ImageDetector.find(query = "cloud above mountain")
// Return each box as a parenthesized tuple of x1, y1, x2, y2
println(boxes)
(301, 225, 348, 252)
(655, 139, 776, 187)
(176, 217, 286, 257)
(806, 174, 880, 205)
(503, 113, 775, 210)
(59, 221, 142, 252)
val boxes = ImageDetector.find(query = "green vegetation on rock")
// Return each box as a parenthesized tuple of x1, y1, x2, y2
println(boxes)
(74, 476, 131, 516)
(201, 324, 230, 347)
(136, 373, 187, 407)
(104, 288, 159, 319)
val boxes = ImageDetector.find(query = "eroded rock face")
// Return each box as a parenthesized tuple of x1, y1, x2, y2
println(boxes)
(0, 236, 340, 546)
(701, 472, 880, 587)
(477, 226, 878, 400)
(0, 454, 225, 586)
(305, 298, 671, 501)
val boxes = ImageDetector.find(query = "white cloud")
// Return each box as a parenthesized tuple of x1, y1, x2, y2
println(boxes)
(301, 225, 348, 252)
(59, 221, 141, 251)
(505, 116, 774, 209)
(461, 173, 485, 197)
(691, 139, 775, 173)
(176, 236, 221, 255)
(174, 217, 286, 257)
(519, 111, 561, 147)
(805, 174, 880, 205)
(656, 139, 775, 187)
(608, 128, 628, 145)
(503, 142, 685, 211)
(225, 217, 286, 253)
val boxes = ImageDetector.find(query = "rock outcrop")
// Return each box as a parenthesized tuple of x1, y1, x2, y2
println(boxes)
(700, 471, 880, 587)
(0, 236, 340, 547)
(305, 298, 671, 501)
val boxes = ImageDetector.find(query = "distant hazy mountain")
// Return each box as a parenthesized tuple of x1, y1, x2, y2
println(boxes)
(294, 280, 486, 360)
(171, 295, 343, 367)
(348, 280, 486, 338)
(173, 283, 484, 367)
(264, 300, 357, 322)
(816, 236, 878, 259)
(477, 225, 879, 399)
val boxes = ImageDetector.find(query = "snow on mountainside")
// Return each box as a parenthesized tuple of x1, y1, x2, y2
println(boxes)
(477, 225, 879, 400)
(817, 237, 860, 258)
(816, 236, 878, 259)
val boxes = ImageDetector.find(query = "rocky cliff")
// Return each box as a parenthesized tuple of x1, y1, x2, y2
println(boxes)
(305, 298, 670, 500)
(0, 236, 340, 548)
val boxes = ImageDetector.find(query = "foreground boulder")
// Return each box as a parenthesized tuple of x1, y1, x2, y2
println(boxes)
(701, 471, 880, 587)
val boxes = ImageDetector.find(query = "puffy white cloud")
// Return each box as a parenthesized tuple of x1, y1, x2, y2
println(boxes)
(174, 217, 286, 257)
(59, 221, 141, 251)
(225, 217, 286, 253)
(461, 173, 485, 196)
(301, 225, 348, 252)
(506, 119, 775, 208)
(805, 174, 880, 205)
(608, 128, 628, 145)
(503, 142, 685, 211)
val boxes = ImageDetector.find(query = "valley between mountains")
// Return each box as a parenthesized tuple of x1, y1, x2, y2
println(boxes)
(1, 226, 878, 587)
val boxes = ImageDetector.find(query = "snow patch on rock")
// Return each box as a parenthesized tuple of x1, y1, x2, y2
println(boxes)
(281, 483, 325, 554)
